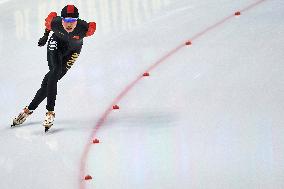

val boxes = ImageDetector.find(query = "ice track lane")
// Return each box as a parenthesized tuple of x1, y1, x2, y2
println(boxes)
(79, 0, 269, 188)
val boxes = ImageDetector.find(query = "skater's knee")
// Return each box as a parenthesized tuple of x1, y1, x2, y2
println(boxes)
(40, 73, 50, 88)
(59, 70, 67, 80)
(49, 69, 62, 80)
(41, 82, 48, 88)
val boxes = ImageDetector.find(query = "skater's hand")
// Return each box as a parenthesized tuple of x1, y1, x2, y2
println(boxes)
(38, 35, 48, 47)
(38, 29, 50, 47)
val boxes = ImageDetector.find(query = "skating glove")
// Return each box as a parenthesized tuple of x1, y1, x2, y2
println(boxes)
(86, 22, 96, 37)
(45, 12, 57, 31)
(38, 29, 50, 47)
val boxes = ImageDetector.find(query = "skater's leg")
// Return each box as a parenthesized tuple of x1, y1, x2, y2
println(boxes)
(28, 52, 69, 111)
(46, 38, 63, 112)
(28, 67, 67, 111)
(44, 49, 81, 110)
(28, 72, 50, 110)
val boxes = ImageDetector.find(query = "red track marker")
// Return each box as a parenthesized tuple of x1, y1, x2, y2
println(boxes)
(143, 72, 150, 77)
(92, 139, 100, 144)
(185, 41, 192, 45)
(113, 105, 120, 110)
(84, 175, 92, 180)
(235, 11, 241, 16)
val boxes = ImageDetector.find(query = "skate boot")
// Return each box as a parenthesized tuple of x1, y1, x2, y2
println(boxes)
(43, 111, 55, 132)
(12, 106, 33, 127)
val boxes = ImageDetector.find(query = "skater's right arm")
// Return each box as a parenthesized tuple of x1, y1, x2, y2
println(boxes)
(38, 12, 57, 47)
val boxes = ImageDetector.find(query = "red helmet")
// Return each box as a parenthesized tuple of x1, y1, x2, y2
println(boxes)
(61, 5, 79, 18)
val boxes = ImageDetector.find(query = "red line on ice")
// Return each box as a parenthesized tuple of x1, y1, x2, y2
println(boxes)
(79, 0, 268, 188)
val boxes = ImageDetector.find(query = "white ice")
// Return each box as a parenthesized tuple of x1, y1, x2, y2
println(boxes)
(0, 0, 283, 189)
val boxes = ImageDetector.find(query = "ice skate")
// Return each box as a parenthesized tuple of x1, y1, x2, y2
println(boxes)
(12, 107, 33, 127)
(43, 111, 55, 132)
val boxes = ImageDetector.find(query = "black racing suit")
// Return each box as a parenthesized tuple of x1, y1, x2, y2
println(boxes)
(28, 17, 89, 111)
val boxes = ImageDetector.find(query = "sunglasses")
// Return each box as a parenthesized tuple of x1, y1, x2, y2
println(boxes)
(62, 17, 78, 23)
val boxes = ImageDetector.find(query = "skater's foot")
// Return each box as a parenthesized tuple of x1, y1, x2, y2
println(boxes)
(12, 106, 33, 127)
(43, 111, 55, 132)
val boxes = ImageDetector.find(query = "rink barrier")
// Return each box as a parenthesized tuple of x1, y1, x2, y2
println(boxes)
(79, 0, 268, 188)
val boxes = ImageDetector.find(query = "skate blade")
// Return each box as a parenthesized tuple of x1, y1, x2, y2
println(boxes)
(11, 121, 16, 127)
(44, 124, 53, 132)
(11, 121, 20, 127)
(45, 127, 49, 132)
(11, 116, 26, 127)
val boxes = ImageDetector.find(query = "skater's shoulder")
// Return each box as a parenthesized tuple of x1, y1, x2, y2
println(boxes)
(77, 19, 89, 29)
(52, 16, 63, 24)
(50, 16, 62, 28)
(78, 18, 88, 24)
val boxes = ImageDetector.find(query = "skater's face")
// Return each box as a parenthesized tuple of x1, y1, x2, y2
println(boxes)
(62, 18, 78, 33)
